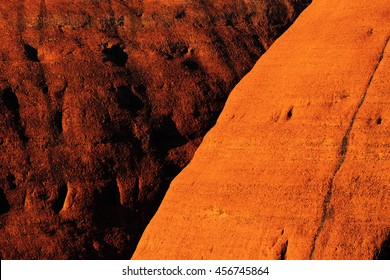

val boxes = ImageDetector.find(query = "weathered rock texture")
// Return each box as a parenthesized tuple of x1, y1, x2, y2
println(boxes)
(0, 0, 311, 259)
(133, 0, 390, 259)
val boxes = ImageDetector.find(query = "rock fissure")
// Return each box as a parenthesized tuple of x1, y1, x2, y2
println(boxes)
(308, 35, 390, 259)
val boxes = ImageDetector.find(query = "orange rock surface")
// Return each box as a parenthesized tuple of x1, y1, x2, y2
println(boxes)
(133, 0, 390, 259)
(0, 0, 311, 259)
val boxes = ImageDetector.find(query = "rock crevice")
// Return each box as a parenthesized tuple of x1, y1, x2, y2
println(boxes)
(309, 35, 390, 259)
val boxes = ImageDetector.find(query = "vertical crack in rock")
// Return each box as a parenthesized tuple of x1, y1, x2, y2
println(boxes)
(279, 240, 289, 260)
(309, 36, 390, 259)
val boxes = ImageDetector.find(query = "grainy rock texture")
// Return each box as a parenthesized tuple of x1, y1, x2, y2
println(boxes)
(133, 0, 390, 259)
(0, 0, 311, 259)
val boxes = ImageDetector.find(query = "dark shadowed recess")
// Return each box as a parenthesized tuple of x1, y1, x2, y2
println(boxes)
(0, 87, 29, 144)
(374, 234, 390, 260)
(51, 183, 68, 214)
(23, 43, 40, 62)
(0, 188, 10, 214)
(114, 86, 144, 113)
(103, 45, 128, 67)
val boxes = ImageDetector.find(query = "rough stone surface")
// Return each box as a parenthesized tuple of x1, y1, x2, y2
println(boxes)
(133, 0, 390, 259)
(0, 0, 311, 259)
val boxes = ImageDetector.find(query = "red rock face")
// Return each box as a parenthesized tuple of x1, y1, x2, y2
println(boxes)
(132, 0, 390, 260)
(0, 0, 311, 259)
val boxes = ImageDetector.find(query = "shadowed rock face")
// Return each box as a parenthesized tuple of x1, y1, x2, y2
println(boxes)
(132, 0, 390, 260)
(0, 0, 311, 259)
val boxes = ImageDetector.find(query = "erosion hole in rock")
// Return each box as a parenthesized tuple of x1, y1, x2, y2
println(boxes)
(181, 58, 201, 71)
(103, 45, 128, 67)
(23, 44, 40, 62)
(286, 107, 293, 120)
(175, 10, 185, 19)
(225, 19, 234, 27)
(6, 173, 16, 190)
(376, 117, 382, 125)
(151, 116, 187, 152)
(51, 183, 68, 214)
(0, 188, 10, 214)
(2, 87, 19, 112)
(172, 43, 189, 58)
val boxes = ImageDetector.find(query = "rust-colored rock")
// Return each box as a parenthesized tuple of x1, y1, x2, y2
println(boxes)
(0, 0, 311, 259)
(133, 0, 390, 259)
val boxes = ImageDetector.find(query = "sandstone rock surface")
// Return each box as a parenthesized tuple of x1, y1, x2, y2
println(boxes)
(133, 0, 390, 259)
(0, 0, 311, 259)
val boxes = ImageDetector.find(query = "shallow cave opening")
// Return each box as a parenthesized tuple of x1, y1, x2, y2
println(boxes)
(103, 45, 128, 67)
(175, 10, 185, 19)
